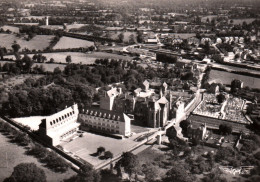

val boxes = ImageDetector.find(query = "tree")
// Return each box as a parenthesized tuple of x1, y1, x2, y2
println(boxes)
(16, 54, 34, 73)
(119, 152, 140, 180)
(66, 55, 72, 64)
(50, 58, 54, 63)
(13, 132, 30, 146)
(212, 54, 223, 63)
(202, 168, 227, 182)
(12, 43, 21, 53)
(231, 79, 243, 93)
(234, 54, 240, 60)
(129, 34, 135, 44)
(163, 165, 194, 182)
(4, 163, 46, 182)
(64, 165, 101, 182)
(97, 146, 105, 156)
(166, 126, 177, 140)
(118, 33, 124, 43)
(104, 151, 113, 159)
(53, 67, 62, 74)
(216, 94, 225, 104)
(142, 163, 159, 182)
(215, 147, 234, 162)
(180, 120, 190, 134)
(219, 124, 232, 135)
(0, 47, 7, 59)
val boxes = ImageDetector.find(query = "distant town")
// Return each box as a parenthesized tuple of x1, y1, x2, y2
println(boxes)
(0, 0, 259, 182)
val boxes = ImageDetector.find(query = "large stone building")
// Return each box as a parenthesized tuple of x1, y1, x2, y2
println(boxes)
(79, 108, 131, 137)
(98, 80, 176, 128)
(38, 103, 80, 146)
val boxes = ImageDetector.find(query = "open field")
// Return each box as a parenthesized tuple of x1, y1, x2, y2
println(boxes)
(24, 16, 47, 20)
(109, 31, 137, 43)
(209, 70, 260, 88)
(5, 51, 133, 65)
(0, 33, 54, 51)
(66, 24, 87, 30)
(0, 132, 76, 182)
(53, 36, 94, 49)
(0, 25, 20, 33)
(231, 18, 256, 25)
(0, 60, 66, 72)
(36, 63, 66, 72)
(201, 15, 218, 23)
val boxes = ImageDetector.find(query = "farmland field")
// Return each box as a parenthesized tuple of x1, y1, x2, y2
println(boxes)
(0, 33, 54, 51)
(53, 36, 94, 49)
(0, 25, 20, 33)
(231, 18, 256, 25)
(201, 15, 218, 23)
(5, 52, 133, 65)
(109, 31, 137, 43)
(66, 24, 87, 30)
(0, 132, 76, 182)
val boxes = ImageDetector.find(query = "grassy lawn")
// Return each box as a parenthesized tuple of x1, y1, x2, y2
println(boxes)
(53, 36, 94, 49)
(5, 52, 133, 65)
(0, 132, 76, 182)
(0, 33, 54, 51)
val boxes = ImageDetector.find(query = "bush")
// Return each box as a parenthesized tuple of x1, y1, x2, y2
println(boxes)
(4, 163, 47, 182)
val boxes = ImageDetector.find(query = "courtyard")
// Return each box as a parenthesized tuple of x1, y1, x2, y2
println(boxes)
(60, 129, 154, 168)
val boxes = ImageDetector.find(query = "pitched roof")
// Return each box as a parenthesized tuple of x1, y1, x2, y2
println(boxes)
(107, 87, 119, 97)
(158, 96, 169, 104)
(143, 80, 149, 87)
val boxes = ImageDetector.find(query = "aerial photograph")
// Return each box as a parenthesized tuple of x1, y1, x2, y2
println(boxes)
(0, 0, 259, 181)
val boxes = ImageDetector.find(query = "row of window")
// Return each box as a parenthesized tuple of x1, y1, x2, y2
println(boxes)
(82, 121, 119, 129)
(82, 115, 120, 125)
(85, 124, 120, 134)
(50, 111, 75, 126)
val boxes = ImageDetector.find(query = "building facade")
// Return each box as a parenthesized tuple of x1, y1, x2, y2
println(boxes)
(79, 108, 131, 137)
(38, 103, 80, 146)
(98, 80, 179, 128)
(187, 123, 207, 140)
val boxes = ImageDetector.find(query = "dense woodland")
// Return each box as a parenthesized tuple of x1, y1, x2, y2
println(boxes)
(0, 58, 195, 117)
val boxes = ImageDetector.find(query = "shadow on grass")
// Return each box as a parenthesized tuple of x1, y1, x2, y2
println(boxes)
(98, 156, 108, 160)
(158, 147, 171, 152)
(90, 152, 99, 157)
(101, 171, 121, 182)
(1, 131, 10, 136)
(6, 135, 15, 140)
(9, 138, 29, 147)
